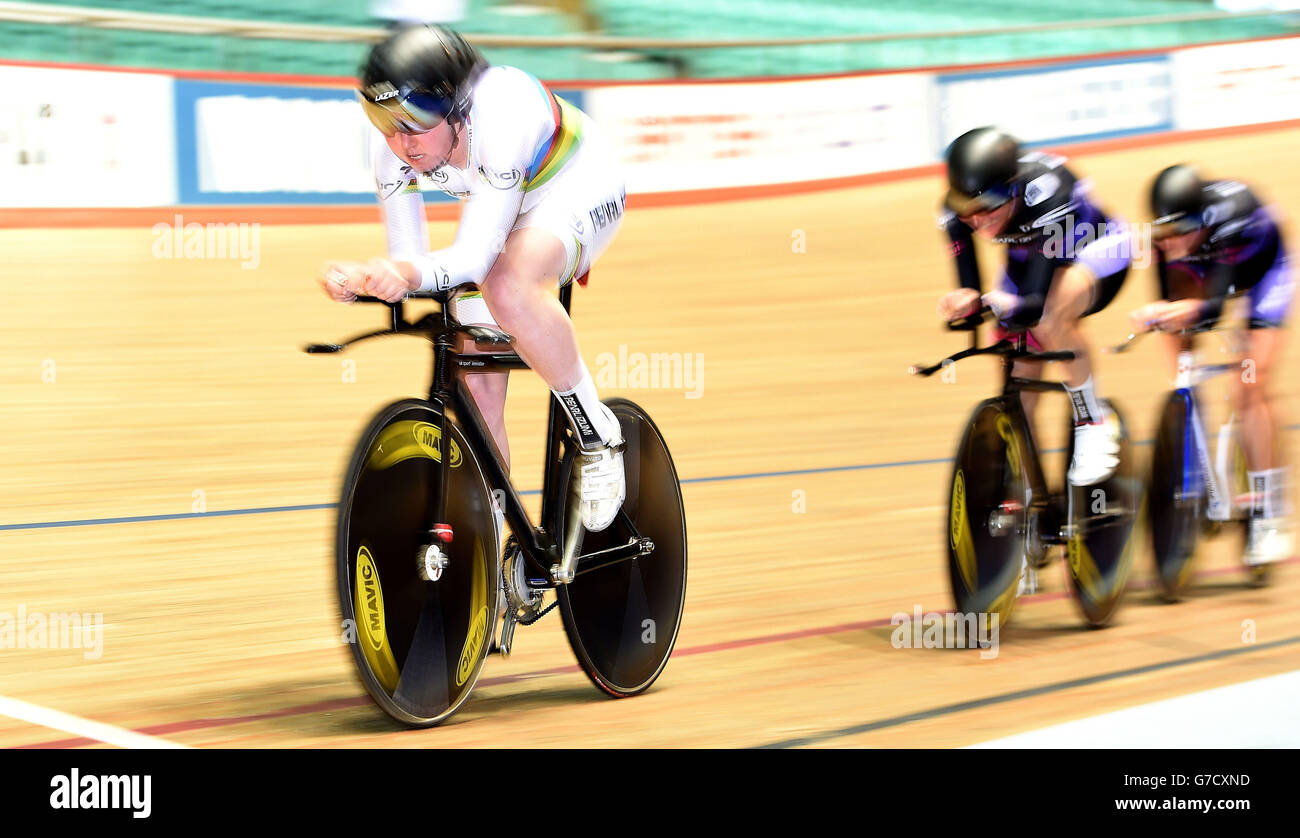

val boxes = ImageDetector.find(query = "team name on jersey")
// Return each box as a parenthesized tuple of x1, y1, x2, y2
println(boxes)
(589, 197, 624, 232)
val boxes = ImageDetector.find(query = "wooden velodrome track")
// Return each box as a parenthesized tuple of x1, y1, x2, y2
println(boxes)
(1, 126, 1297, 748)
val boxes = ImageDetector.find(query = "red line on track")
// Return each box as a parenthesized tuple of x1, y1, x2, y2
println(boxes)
(13, 556, 1294, 749)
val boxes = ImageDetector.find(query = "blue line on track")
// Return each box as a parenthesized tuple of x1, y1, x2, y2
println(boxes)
(4, 424, 1296, 532)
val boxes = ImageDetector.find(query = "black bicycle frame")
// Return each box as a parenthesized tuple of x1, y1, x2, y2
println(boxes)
(918, 314, 1076, 545)
(311, 285, 647, 585)
(998, 338, 1060, 542)
(416, 284, 645, 584)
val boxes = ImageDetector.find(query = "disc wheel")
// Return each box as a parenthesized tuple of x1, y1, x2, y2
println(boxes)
(557, 398, 687, 697)
(1064, 399, 1141, 625)
(946, 398, 1028, 626)
(1148, 390, 1203, 600)
(337, 399, 498, 727)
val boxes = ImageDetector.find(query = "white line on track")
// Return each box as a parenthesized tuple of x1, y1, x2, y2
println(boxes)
(0, 695, 188, 749)
(966, 669, 1300, 748)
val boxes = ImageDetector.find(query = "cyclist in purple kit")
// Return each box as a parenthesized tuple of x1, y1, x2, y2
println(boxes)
(1130, 164, 1295, 566)
(935, 127, 1132, 487)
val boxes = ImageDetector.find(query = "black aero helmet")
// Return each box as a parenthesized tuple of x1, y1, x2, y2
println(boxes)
(944, 127, 1022, 216)
(1149, 164, 1206, 239)
(358, 24, 485, 136)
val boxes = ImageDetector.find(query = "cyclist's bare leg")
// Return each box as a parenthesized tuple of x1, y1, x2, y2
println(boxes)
(1035, 264, 1118, 483)
(1232, 328, 1282, 473)
(478, 225, 625, 532)
(457, 335, 511, 471)
(478, 228, 585, 393)
(1012, 358, 1044, 427)
(1158, 272, 1201, 389)
(1034, 264, 1097, 389)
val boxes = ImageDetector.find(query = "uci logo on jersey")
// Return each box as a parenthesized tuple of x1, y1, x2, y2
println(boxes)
(1024, 173, 1060, 208)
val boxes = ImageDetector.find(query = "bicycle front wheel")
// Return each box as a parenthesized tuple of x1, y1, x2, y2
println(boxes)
(337, 399, 498, 727)
(1149, 390, 1203, 600)
(947, 398, 1028, 625)
(558, 398, 687, 698)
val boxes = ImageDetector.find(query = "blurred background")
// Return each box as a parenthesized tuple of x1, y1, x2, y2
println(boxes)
(1, 1, 1298, 748)
(0, 0, 1297, 78)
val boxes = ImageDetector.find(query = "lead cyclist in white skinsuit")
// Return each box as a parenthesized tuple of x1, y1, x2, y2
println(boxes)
(321, 25, 628, 540)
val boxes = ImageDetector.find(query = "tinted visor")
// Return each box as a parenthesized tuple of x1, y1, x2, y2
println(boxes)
(945, 183, 1014, 217)
(358, 86, 453, 137)
(1151, 212, 1202, 241)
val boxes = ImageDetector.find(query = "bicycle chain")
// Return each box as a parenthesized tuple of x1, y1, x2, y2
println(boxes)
(516, 596, 559, 626)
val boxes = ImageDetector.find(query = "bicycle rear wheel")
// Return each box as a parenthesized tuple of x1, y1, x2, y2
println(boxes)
(947, 398, 1027, 625)
(1064, 399, 1141, 625)
(558, 398, 687, 698)
(337, 399, 498, 727)
(1148, 390, 1203, 600)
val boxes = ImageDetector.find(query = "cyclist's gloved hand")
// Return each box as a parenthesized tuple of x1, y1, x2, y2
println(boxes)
(981, 289, 1020, 323)
(320, 261, 367, 303)
(361, 258, 419, 303)
(1156, 299, 1203, 331)
(937, 288, 981, 322)
(1129, 301, 1167, 333)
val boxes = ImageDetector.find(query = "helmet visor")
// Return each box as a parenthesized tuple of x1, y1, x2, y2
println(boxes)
(1151, 212, 1202, 241)
(358, 86, 453, 137)
(945, 183, 1014, 217)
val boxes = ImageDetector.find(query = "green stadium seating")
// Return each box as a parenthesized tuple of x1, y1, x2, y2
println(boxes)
(0, 0, 1294, 79)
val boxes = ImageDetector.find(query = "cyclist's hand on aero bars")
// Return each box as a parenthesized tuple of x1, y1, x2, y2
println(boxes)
(937, 288, 981, 322)
(981, 289, 1019, 322)
(1130, 300, 1200, 333)
(1155, 299, 1203, 331)
(320, 261, 368, 303)
(1129, 302, 1166, 333)
(361, 258, 419, 304)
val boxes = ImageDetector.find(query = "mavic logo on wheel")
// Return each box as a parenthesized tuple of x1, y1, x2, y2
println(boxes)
(355, 546, 400, 691)
(950, 471, 966, 552)
(456, 606, 488, 686)
(950, 470, 978, 593)
(367, 421, 463, 471)
(1067, 536, 1102, 600)
(415, 423, 463, 467)
(996, 414, 1021, 477)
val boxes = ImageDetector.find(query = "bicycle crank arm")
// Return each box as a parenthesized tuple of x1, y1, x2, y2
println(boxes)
(497, 610, 518, 658)
(574, 538, 655, 578)
(551, 483, 585, 584)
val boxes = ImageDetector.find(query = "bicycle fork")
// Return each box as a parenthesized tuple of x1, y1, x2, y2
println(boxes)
(1187, 395, 1233, 522)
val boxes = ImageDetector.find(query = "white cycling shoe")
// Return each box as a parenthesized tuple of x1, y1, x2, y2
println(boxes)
(574, 405, 626, 532)
(1245, 517, 1293, 567)
(1068, 410, 1121, 486)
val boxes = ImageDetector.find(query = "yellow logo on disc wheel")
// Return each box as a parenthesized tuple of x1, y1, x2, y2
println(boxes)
(1067, 533, 1102, 601)
(366, 420, 463, 471)
(951, 470, 977, 593)
(455, 539, 489, 687)
(996, 413, 1021, 478)
(355, 545, 400, 692)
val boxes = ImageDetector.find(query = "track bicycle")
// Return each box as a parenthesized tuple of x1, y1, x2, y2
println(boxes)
(910, 307, 1143, 627)
(305, 285, 688, 726)
(1109, 318, 1269, 598)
